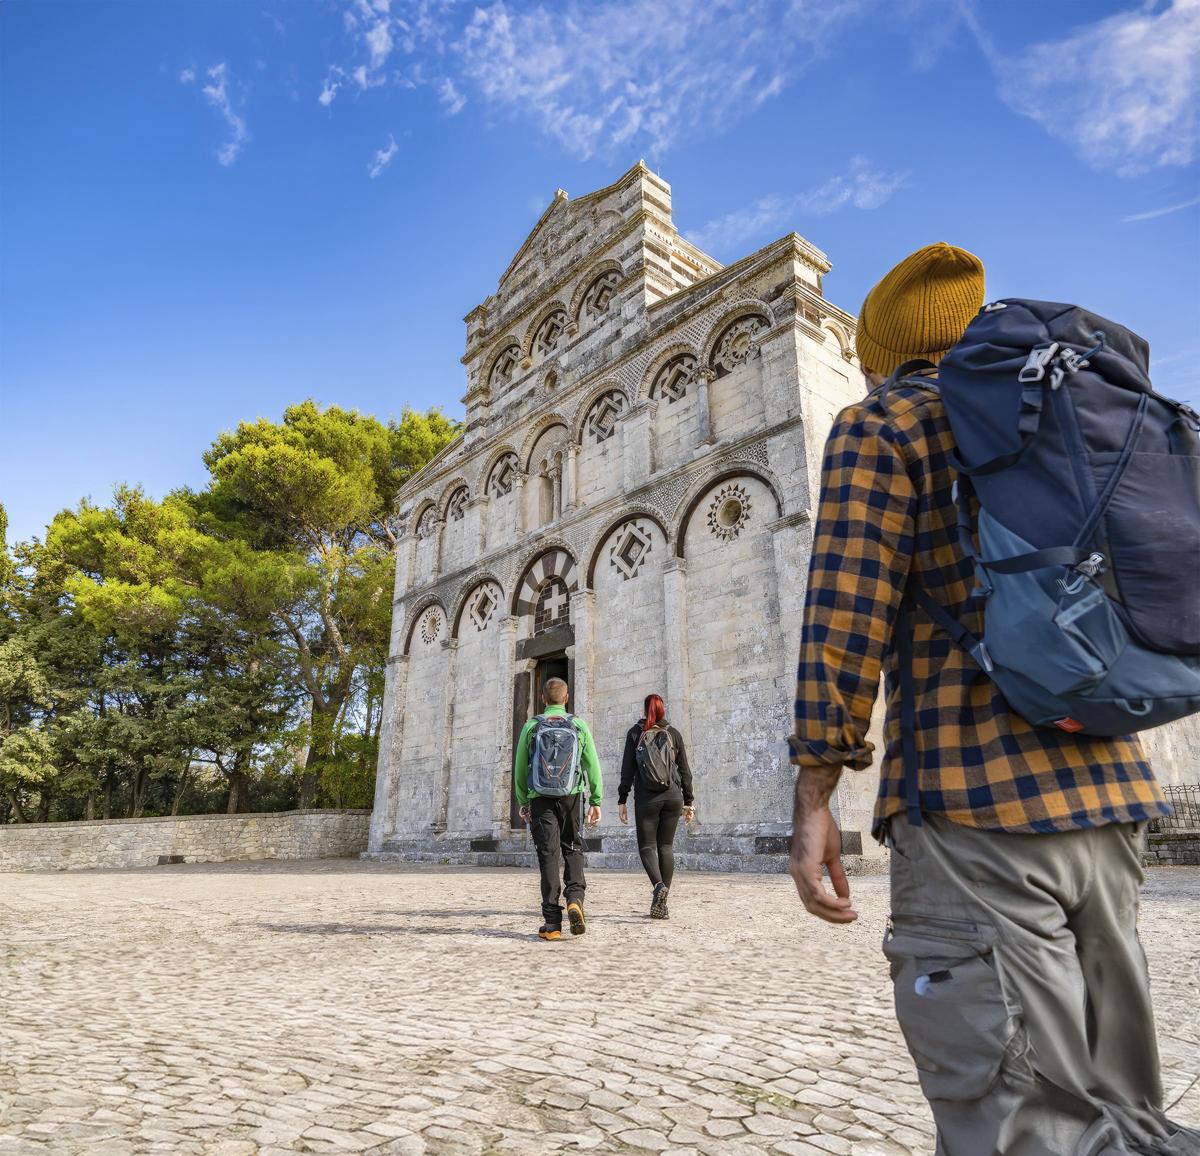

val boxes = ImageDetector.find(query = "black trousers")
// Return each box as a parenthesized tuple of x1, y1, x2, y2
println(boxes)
(529, 794, 586, 926)
(634, 789, 683, 889)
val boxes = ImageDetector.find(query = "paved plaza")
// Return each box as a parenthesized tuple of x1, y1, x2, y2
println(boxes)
(2, 861, 1198, 1156)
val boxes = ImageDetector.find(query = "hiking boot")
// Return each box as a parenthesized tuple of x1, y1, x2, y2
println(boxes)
(566, 902, 586, 936)
(650, 884, 670, 920)
(538, 924, 561, 941)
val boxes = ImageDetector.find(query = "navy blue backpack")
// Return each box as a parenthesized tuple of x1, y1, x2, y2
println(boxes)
(887, 298, 1200, 742)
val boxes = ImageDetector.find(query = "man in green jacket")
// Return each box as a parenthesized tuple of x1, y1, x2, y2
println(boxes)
(514, 677, 603, 940)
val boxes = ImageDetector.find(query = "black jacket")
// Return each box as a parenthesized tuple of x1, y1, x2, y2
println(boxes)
(619, 719, 693, 805)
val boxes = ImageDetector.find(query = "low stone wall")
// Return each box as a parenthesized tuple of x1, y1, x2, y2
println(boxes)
(1144, 832, 1200, 867)
(0, 809, 372, 872)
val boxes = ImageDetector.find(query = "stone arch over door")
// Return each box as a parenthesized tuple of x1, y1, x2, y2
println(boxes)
(511, 544, 576, 633)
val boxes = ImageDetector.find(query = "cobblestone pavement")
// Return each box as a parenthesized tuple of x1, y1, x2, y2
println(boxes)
(2, 862, 1198, 1156)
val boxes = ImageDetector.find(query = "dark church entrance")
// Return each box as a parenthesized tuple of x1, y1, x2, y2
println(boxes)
(509, 629, 574, 829)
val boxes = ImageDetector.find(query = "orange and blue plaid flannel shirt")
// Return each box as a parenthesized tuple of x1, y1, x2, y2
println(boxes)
(789, 379, 1168, 838)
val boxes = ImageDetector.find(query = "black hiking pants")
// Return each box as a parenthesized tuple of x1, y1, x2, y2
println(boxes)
(529, 794, 586, 927)
(634, 789, 683, 890)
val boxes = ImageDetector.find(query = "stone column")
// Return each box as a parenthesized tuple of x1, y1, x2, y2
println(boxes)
(695, 367, 716, 447)
(661, 559, 692, 742)
(475, 495, 490, 555)
(621, 400, 656, 492)
(434, 639, 458, 834)
(514, 473, 529, 534)
(571, 590, 596, 719)
(564, 443, 580, 510)
(430, 517, 447, 582)
(551, 463, 563, 521)
(371, 654, 409, 847)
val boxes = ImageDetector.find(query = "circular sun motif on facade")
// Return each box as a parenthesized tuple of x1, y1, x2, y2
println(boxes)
(707, 484, 752, 541)
(420, 609, 443, 645)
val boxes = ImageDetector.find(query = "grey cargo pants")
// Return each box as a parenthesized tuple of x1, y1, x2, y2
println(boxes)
(885, 812, 1199, 1156)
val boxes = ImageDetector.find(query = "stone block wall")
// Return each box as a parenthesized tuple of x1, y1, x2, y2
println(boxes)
(0, 809, 372, 872)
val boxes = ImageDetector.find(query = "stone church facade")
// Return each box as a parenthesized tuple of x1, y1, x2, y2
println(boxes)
(366, 161, 882, 870)
(367, 162, 1198, 871)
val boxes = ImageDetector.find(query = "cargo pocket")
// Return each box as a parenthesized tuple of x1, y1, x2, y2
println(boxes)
(883, 914, 1025, 1103)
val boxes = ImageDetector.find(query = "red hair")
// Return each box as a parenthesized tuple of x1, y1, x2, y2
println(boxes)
(643, 693, 666, 733)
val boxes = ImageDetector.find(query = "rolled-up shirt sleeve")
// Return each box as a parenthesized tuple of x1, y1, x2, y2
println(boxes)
(790, 403, 917, 771)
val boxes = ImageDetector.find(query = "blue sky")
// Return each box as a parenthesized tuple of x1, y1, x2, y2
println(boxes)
(2, 0, 1198, 547)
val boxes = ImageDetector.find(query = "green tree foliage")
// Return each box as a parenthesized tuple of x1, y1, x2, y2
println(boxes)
(0, 403, 458, 823)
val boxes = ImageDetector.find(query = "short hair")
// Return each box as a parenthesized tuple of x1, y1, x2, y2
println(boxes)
(543, 677, 569, 705)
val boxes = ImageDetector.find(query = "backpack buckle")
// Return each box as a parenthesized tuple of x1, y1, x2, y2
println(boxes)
(1018, 343, 1059, 384)
(1058, 552, 1106, 594)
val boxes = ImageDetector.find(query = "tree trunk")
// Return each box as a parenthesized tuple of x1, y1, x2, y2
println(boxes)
(300, 704, 340, 808)
(226, 749, 251, 814)
(6, 790, 27, 823)
(37, 789, 52, 822)
(171, 768, 190, 816)
(85, 791, 96, 821)
(128, 768, 147, 818)
(102, 771, 114, 820)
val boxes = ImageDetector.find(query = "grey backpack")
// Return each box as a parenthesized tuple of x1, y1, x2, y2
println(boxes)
(886, 299, 1200, 821)
(635, 726, 676, 792)
(528, 714, 583, 797)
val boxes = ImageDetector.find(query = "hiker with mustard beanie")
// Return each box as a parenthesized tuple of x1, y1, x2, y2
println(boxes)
(854, 241, 984, 376)
(785, 245, 1186, 1154)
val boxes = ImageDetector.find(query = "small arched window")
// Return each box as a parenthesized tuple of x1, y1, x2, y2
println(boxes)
(488, 344, 521, 392)
(532, 309, 568, 359)
(446, 486, 468, 522)
(488, 453, 519, 498)
(710, 314, 769, 378)
(579, 270, 620, 324)
(584, 389, 627, 444)
(650, 354, 697, 404)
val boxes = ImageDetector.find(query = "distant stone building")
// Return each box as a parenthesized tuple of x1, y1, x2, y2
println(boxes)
(367, 162, 1197, 870)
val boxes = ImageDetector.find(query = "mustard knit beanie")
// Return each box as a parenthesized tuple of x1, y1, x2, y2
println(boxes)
(855, 242, 985, 376)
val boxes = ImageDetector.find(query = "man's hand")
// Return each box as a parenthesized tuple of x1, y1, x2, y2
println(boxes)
(788, 767, 857, 924)
(586, 805, 601, 826)
(682, 806, 695, 822)
(519, 805, 531, 823)
(618, 804, 628, 825)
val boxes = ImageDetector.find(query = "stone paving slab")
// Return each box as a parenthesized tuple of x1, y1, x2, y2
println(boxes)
(1, 861, 1197, 1155)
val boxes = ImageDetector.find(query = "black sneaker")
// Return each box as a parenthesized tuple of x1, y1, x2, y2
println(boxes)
(650, 884, 670, 920)
(538, 924, 562, 941)
(566, 902, 586, 936)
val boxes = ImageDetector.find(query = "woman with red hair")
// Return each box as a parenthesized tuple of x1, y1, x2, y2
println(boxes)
(618, 693, 695, 918)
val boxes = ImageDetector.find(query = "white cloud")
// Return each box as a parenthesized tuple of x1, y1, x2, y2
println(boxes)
(687, 157, 908, 255)
(438, 78, 466, 115)
(319, 67, 345, 107)
(963, 0, 1200, 177)
(179, 67, 196, 84)
(196, 63, 249, 167)
(320, 0, 866, 158)
(368, 133, 399, 178)
(1123, 195, 1200, 223)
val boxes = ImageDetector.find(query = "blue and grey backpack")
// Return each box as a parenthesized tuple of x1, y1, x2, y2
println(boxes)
(886, 299, 1200, 782)
(528, 714, 584, 797)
